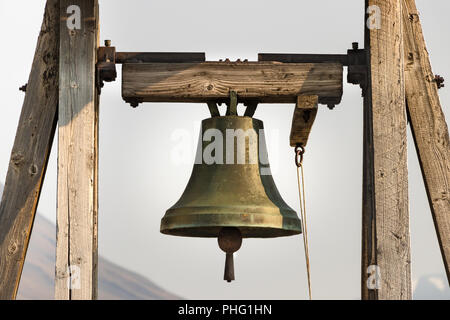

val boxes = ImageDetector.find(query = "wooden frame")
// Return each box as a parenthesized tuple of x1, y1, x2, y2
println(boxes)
(55, 0, 99, 300)
(0, 0, 448, 300)
(362, 0, 412, 300)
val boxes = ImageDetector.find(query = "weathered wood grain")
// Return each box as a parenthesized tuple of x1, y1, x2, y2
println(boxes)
(55, 0, 99, 300)
(402, 0, 450, 284)
(122, 62, 343, 105)
(362, 0, 412, 300)
(0, 0, 59, 300)
(289, 95, 318, 147)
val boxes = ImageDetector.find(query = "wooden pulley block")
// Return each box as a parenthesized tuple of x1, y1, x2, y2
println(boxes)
(290, 95, 319, 147)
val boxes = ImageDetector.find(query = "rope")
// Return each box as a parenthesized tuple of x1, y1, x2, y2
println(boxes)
(295, 146, 312, 300)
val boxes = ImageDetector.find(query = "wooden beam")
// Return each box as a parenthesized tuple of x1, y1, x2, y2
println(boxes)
(362, 0, 412, 300)
(0, 0, 59, 300)
(402, 0, 450, 284)
(122, 62, 343, 105)
(55, 0, 99, 300)
(289, 95, 318, 147)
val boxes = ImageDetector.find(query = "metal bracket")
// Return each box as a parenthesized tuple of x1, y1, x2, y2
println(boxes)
(244, 101, 258, 117)
(98, 42, 368, 106)
(435, 74, 445, 89)
(124, 97, 143, 108)
(346, 42, 368, 96)
(96, 40, 117, 92)
(97, 43, 206, 107)
(258, 41, 369, 101)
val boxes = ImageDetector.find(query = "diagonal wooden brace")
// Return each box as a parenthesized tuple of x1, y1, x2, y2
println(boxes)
(0, 0, 59, 300)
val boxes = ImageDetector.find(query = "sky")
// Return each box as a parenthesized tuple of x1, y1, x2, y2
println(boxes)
(0, 0, 449, 299)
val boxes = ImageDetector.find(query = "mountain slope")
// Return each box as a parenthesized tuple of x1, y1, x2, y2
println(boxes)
(0, 184, 179, 300)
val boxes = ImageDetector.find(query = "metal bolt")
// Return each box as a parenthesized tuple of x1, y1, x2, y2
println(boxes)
(105, 40, 112, 47)
(435, 75, 445, 89)
(409, 13, 419, 22)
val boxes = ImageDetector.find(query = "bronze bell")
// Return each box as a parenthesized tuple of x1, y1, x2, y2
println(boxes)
(161, 114, 302, 281)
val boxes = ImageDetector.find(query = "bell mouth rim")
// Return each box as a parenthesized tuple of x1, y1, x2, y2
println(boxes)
(160, 226, 301, 238)
(202, 115, 263, 125)
(160, 213, 302, 238)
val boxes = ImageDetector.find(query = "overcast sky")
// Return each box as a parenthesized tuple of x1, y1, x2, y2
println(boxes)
(0, 0, 449, 299)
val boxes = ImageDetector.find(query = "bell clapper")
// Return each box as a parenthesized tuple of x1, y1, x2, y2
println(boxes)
(218, 227, 242, 282)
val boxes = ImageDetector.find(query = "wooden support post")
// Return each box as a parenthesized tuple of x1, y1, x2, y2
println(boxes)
(402, 0, 450, 284)
(289, 95, 318, 147)
(0, 0, 59, 300)
(55, 0, 99, 300)
(362, 0, 412, 299)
